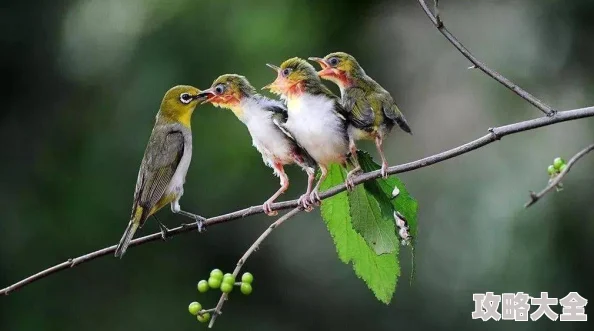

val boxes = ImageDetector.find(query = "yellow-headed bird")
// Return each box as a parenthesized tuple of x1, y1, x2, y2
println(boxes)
(198, 74, 317, 214)
(309, 52, 412, 177)
(263, 58, 357, 204)
(114, 85, 207, 258)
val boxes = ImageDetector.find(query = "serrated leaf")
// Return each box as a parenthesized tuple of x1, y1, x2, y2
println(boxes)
(349, 183, 398, 255)
(320, 164, 399, 304)
(357, 151, 419, 239)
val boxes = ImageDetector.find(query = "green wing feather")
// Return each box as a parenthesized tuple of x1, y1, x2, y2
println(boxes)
(344, 87, 376, 129)
(132, 130, 184, 224)
(379, 93, 412, 134)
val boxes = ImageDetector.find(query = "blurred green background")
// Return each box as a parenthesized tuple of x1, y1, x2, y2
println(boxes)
(1, 0, 593, 330)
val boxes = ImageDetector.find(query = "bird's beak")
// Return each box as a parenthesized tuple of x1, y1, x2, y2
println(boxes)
(196, 88, 216, 104)
(308, 57, 334, 78)
(266, 63, 281, 72)
(262, 63, 284, 93)
(308, 57, 328, 69)
(194, 91, 208, 103)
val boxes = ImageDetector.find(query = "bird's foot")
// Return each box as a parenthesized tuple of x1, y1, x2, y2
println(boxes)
(262, 200, 278, 216)
(298, 194, 314, 212)
(309, 189, 321, 206)
(157, 222, 171, 241)
(195, 216, 206, 233)
(381, 162, 389, 179)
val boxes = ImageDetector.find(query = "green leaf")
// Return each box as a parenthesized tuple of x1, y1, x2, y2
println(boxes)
(349, 183, 398, 255)
(357, 151, 419, 239)
(357, 151, 419, 282)
(320, 164, 399, 304)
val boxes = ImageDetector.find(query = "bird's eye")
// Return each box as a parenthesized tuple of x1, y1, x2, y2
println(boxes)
(214, 84, 225, 95)
(329, 57, 339, 67)
(282, 68, 292, 77)
(179, 92, 193, 104)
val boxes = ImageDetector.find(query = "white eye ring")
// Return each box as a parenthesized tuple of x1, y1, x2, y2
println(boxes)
(179, 93, 193, 104)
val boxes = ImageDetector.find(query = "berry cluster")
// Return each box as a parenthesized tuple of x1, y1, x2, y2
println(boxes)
(188, 269, 255, 324)
(547, 157, 567, 177)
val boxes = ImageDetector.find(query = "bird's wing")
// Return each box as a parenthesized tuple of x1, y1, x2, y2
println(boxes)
(133, 129, 185, 217)
(344, 87, 375, 129)
(380, 93, 412, 134)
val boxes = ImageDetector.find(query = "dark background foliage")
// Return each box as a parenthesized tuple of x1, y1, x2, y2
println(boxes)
(1, 0, 593, 330)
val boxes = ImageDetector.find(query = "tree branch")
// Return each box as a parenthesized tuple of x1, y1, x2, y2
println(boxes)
(2, 106, 594, 296)
(525, 143, 594, 208)
(417, 0, 556, 116)
(207, 207, 302, 328)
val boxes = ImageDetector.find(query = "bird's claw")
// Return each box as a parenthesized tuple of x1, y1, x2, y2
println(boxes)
(345, 176, 356, 191)
(381, 163, 389, 179)
(309, 190, 321, 206)
(195, 217, 206, 233)
(262, 201, 278, 216)
(298, 194, 314, 212)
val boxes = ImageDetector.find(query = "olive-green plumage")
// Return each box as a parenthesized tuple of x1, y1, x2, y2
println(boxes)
(114, 85, 206, 258)
(310, 52, 412, 176)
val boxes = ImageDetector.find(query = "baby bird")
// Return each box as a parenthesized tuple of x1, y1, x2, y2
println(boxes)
(198, 74, 317, 214)
(309, 52, 412, 177)
(263, 57, 356, 203)
(115, 85, 207, 258)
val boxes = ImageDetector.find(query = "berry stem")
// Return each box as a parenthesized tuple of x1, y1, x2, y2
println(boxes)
(208, 207, 302, 328)
(525, 143, 594, 207)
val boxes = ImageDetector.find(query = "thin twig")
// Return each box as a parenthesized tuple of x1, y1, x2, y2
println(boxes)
(208, 207, 302, 328)
(525, 143, 594, 208)
(418, 0, 556, 116)
(2, 106, 594, 296)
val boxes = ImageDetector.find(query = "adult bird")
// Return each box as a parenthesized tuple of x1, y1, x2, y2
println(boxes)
(198, 74, 317, 214)
(309, 52, 412, 177)
(114, 85, 207, 258)
(263, 57, 357, 203)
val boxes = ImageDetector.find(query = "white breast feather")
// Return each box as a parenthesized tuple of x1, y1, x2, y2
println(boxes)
(240, 99, 294, 166)
(285, 94, 348, 166)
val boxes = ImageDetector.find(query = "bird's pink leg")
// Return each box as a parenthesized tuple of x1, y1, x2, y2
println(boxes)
(346, 139, 361, 190)
(309, 165, 328, 205)
(263, 163, 289, 216)
(298, 167, 316, 211)
(375, 136, 389, 178)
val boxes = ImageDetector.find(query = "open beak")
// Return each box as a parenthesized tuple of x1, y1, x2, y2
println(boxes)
(196, 88, 216, 104)
(308, 57, 334, 77)
(262, 63, 284, 93)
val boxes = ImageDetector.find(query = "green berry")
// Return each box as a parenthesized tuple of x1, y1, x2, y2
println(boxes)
(197, 280, 209, 293)
(559, 164, 568, 173)
(240, 282, 253, 295)
(208, 277, 221, 289)
(210, 269, 223, 280)
(197, 312, 211, 323)
(222, 273, 235, 285)
(241, 272, 254, 284)
(220, 282, 233, 293)
(553, 157, 565, 170)
(547, 165, 556, 176)
(188, 302, 202, 316)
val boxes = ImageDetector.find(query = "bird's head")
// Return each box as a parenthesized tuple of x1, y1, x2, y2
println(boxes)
(309, 52, 362, 88)
(263, 57, 320, 98)
(159, 85, 205, 127)
(198, 74, 256, 111)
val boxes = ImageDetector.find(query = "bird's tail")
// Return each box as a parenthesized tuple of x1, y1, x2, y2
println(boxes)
(114, 220, 140, 258)
(395, 113, 412, 135)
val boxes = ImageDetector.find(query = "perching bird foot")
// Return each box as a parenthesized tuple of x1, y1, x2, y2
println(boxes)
(262, 201, 278, 216)
(298, 194, 314, 212)
(156, 218, 171, 241)
(380, 163, 389, 179)
(345, 176, 356, 191)
(309, 190, 321, 206)
(195, 216, 206, 233)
